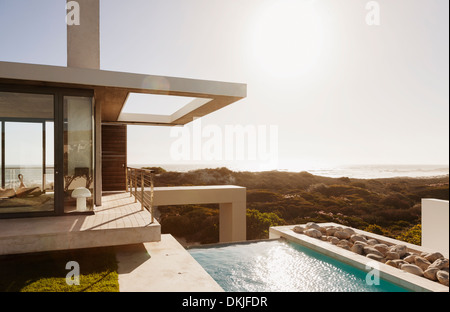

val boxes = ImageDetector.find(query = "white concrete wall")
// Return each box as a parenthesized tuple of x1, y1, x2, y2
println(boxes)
(421, 199, 449, 257)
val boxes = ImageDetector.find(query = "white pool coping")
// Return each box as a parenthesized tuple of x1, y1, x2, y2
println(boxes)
(269, 223, 449, 292)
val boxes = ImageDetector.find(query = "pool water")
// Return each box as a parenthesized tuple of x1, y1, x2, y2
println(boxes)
(189, 240, 409, 292)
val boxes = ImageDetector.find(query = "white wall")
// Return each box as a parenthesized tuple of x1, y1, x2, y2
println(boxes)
(422, 199, 449, 257)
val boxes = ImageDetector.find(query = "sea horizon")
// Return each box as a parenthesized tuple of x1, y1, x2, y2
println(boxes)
(130, 163, 450, 180)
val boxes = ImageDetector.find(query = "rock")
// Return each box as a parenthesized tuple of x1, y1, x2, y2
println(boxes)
(351, 243, 365, 255)
(320, 236, 328, 241)
(366, 253, 385, 262)
(305, 228, 322, 239)
(404, 254, 417, 264)
(334, 231, 351, 240)
(337, 242, 350, 250)
(337, 240, 351, 248)
(350, 234, 367, 244)
(326, 227, 337, 236)
(414, 257, 431, 271)
(429, 258, 449, 270)
(393, 259, 407, 267)
(363, 246, 384, 258)
(306, 222, 320, 230)
(373, 244, 389, 256)
(386, 251, 400, 260)
(437, 270, 449, 286)
(386, 260, 398, 268)
(424, 252, 444, 263)
(367, 238, 379, 246)
(293, 225, 305, 234)
(330, 237, 340, 245)
(342, 227, 356, 235)
(401, 264, 424, 277)
(318, 227, 328, 235)
(389, 245, 407, 258)
(424, 267, 439, 281)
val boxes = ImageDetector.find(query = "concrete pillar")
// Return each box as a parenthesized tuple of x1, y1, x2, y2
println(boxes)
(422, 199, 449, 257)
(66, 0, 100, 69)
(219, 201, 247, 243)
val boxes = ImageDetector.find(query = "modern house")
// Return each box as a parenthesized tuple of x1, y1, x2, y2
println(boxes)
(0, 0, 247, 254)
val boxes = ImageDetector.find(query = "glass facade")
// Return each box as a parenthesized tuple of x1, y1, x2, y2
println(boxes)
(63, 96, 94, 212)
(0, 87, 94, 218)
(0, 92, 55, 215)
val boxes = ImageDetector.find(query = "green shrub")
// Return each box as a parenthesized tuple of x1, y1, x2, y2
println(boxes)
(396, 224, 421, 245)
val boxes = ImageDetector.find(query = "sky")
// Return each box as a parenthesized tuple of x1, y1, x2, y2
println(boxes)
(0, 0, 449, 172)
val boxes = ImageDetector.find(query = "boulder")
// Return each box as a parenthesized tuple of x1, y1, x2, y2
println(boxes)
(306, 222, 320, 230)
(318, 227, 328, 235)
(342, 227, 356, 235)
(424, 252, 444, 263)
(429, 258, 449, 270)
(437, 270, 449, 286)
(351, 243, 365, 255)
(363, 246, 384, 258)
(304, 228, 322, 239)
(385, 251, 400, 260)
(350, 234, 367, 244)
(404, 254, 417, 264)
(373, 244, 389, 256)
(367, 238, 379, 246)
(401, 264, 424, 277)
(326, 227, 337, 236)
(334, 231, 351, 240)
(330, 237, 340, 245)
(293, 225, 305, 234)
(389, 245, 407, 258)
(366, 253, 385, 262)
(424, 267, 439, 281)
(414, 257, 431, 271)
(385, 260, 398, 268)
(337, 240, 351, 248)
(393, 259, 407, 267)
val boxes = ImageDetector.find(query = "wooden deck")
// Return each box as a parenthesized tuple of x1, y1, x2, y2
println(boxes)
(0, 192, 160, 256)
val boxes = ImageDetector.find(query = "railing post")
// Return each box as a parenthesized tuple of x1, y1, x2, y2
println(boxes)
(134, 169, 138, 203)
(141, 171, 145, 211)
(129, 168, 133, 197)
(125, 167, 128, 192)
(150, 171, 154, 223)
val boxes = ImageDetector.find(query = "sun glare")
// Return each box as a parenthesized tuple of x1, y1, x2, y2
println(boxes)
(249, 0, 324, 78)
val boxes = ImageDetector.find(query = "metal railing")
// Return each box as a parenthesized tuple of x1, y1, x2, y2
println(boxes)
(126, 167, 155, 223)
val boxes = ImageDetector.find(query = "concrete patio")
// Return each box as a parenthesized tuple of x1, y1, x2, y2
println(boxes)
(0, 192, 160, 256)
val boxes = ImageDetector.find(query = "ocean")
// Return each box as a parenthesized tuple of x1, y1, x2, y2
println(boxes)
(131, 163, 449, 179)
(3, 164, 448, 188)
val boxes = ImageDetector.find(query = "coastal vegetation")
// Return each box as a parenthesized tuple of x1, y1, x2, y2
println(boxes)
(150, 167, 449, 245)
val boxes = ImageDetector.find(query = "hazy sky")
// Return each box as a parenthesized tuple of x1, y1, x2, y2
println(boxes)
(0, 0, 448, 171)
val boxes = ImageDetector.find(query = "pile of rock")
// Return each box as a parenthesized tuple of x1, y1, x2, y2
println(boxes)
(292, 223, 449, 287)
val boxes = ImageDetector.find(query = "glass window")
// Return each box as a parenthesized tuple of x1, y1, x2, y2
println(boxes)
(0, 92, 54, 215)
(63, 96, 94, 213)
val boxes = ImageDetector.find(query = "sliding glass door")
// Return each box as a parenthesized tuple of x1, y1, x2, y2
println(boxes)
(0, 92, 55, 215)
(0, 86, 94, 218)
(63, 96, 94, 213)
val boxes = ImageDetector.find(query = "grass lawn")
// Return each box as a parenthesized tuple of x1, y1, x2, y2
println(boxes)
(0, 247, 119, 292)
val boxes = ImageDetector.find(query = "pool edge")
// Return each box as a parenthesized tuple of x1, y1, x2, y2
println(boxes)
(269, 223, 449, 293)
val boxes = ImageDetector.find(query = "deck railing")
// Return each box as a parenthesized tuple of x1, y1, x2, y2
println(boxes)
(126, 167, 155, 223)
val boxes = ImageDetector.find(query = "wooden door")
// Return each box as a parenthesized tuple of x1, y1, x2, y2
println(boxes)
(101, 124, 127, 191)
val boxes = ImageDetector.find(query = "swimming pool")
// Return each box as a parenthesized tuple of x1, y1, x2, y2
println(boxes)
(188, 240, 409, 292)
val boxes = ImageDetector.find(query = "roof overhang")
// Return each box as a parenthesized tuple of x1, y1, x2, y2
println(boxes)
(0, 61, 247, 126)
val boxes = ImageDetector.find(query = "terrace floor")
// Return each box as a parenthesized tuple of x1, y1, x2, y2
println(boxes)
(0, 192, 161, 256)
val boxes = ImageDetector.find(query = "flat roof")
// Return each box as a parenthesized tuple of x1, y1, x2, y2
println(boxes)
(0, 61, 246, 126)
